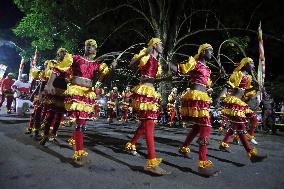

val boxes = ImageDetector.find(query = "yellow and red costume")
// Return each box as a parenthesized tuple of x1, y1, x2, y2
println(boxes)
(121, 89, 132, 121)
(220, 57, 259, 156)
(52, 47, 109, 160)
(40, 59, 66, 143)
(93, 86, 104, 119)
(126, 38, 163, 169)
(178, 44, 214, 169)
(106, 88, 120, 122)
(167, 89, 177, 126)
(26, 68, 43, 135)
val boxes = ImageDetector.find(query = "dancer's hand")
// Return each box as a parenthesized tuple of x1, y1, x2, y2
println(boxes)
(45, 84, 56, 95)
(110, 60, 118, 70)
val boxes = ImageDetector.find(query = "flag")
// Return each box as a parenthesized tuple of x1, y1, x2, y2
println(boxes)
(32, 47, 38, 66)
(257, 21, 265, 100)
(0, 64, 8, 79)
(18, 57, 25, 80)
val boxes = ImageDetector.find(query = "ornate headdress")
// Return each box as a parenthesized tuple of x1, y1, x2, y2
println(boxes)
(234, 57, 253, 71)
(85, 39, 97, 47)
(147, 38, 162, 48)
(194, 43, 213, 60)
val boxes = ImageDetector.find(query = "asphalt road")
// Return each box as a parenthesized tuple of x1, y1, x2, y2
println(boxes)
(0, 113, 284, 189)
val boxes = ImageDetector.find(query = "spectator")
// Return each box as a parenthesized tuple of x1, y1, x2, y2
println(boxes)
(259, 93, 277, 134)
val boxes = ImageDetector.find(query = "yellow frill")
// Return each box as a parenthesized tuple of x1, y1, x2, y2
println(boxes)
(198, 160, 213, 168)
(219, 141, 230, 148)
(68, 138, 76, 145)
(145, 158, 163, 169)
(246, 133, 256, 140)
(131, 83, 160, 98)
(179, 146, 191, 154)
(99, 63, 109, 78)
(227, 71, 254, 91)
(65, 101, 94, 112)
(30, 67, 40, 79)
(181, 107, 210, 117)
(65, 84, 96, 100)
(131, 83, 160, 111)
(156, 62, 162, 77)
(222, 108, 246, 118)
(42, 60, 56, 79)
(247, 147, 257, 158)
(182, 90, 212, 102)
(54, 53, 73, 72)
(179, 56, 196, 74)
(125, 142, 136, 151)
(132, 48, 150, 68)
(73, 150, 88, 160)
(223, 96, 247, 106)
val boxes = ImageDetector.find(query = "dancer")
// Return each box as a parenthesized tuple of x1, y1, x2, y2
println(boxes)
(216, 57, 267, 162)
(121, 86, 132, 122)
(45, 39, 116, 165)
(125, 38, 170, 175)
(40, 48, 68, 145)
(167, 87, 178, 127)
(170, 43, 219, 176)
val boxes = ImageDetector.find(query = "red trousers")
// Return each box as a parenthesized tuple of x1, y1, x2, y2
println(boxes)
(169, 110, 175, 123)
(43, 111, 64, 136)
(248, 115, 258, 136)
(73, 119, 87, 151)
(0, 94, 14, 110)
(130, 120, 156, 159)
(122, 107, 129, 120)
(108, 108, 116, 120)
(222, 123, 252, 152)
(28, 102, 43, 130)
(182, 124, 211, 161)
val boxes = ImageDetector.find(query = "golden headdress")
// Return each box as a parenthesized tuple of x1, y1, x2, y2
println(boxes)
(194, 43, 213, 60)
(85, 39, 97, 47)
(234, 57, 253, 71)
(147, 38, 162, 48)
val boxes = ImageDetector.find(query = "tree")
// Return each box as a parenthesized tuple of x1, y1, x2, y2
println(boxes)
(12, 0, 284, 99)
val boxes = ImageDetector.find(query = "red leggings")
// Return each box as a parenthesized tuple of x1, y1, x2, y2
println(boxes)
(0, 94, 14, 110)
(73, 119, 87, 151)
(43, 111, 64, 136)
(130, 120, 156, 159)
(182, 124, 211, 161)
(248, 115, 258, 136)
(122, 108, 129, 120)
(222, 123, 252, 152)
(28, 102, 43, 130)
(169, 111, 175, 123)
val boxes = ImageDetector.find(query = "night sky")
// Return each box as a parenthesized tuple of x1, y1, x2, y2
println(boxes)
(0, 0, 283, 80)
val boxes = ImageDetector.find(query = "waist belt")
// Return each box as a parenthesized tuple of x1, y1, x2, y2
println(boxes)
(191, 83, 207, 92)
(71, 76, 92, 88)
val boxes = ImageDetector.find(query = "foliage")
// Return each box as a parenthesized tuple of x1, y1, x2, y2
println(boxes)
(11, 0, 284, 98)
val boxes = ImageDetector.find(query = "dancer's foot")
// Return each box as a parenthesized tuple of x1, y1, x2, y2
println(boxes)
(146, 165, 171, 175)
(250, 154, 267, 163)
(198, 167, 220, 177)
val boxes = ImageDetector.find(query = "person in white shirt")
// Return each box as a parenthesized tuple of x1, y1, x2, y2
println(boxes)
(11, 74, 33, 116)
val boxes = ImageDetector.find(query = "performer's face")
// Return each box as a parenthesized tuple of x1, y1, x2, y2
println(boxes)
(248, 61, 255, 69)
(85, 44, 97, 55)
(58, 50, 66, 61)
(204, 48, 214, 60)
(21, 76, 28, 82)
(154, 42, 163, 54)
